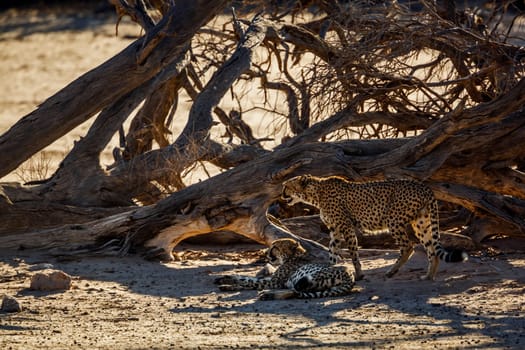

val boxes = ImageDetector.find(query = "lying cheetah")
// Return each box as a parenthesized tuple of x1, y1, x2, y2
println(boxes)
(214, 238, 355, 299)
(281, 175, 468, 281)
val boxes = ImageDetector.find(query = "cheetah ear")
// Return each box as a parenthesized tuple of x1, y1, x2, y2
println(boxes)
(292, 240, 307, 254)
(300, 175, 311, 187)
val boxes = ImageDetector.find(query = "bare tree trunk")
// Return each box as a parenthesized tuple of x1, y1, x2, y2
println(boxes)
(1, 135, 522, 259)
(1, 0, 525, 261)
(0, 0, 228, 178)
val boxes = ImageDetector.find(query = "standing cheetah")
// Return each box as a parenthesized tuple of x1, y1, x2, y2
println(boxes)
(281, 175, 467, 281)
(214, 238, 355, 299)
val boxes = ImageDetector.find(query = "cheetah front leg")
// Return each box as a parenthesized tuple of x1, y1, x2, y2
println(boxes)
(215, 266, 290, 291)
(328, 228, 345, 264)
(214, 275, 271, 291)
(343, 229, 364, 281)
(329, 224, 364, 281)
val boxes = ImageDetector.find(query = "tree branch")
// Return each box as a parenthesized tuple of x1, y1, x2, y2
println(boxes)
(0, 0, 228, 178)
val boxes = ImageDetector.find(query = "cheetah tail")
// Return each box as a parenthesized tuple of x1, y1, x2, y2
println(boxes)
(431, 199, 468, 263)
(297, 283, 354, 299)
(437, 246, 468, 263)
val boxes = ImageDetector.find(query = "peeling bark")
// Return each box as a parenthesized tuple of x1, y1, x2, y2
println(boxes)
(1, 1, 525, 260)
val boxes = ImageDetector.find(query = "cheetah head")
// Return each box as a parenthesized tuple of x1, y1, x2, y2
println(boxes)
(281, 175, 317, 206)
(267, 238, 307, 265)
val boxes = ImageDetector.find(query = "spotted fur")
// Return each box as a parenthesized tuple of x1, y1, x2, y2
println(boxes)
(281, 175, 468, 281)
(214, 238, 355, 299)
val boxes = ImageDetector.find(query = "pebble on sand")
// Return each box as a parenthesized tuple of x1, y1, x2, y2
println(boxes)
(30, 270, 72, 291)
(1, 295, 22, 313)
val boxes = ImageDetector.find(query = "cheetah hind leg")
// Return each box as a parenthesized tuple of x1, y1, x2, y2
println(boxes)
(385, 244, 414, 278)
(421, 255, 439, 281)
(347, 239, 364, 281)
(411, 205, 441, 281)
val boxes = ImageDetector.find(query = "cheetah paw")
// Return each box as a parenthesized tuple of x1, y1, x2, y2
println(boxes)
(217, 284, 240, 291)
(258, 289, 296, 300)
(214, 276, 236, 285)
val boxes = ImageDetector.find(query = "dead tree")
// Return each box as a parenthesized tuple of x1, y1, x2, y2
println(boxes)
(1, 0, 525, 258)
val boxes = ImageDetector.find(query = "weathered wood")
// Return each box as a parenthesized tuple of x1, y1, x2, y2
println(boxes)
(0, 138, 518, 260)
(1, 1, 525, 261)
(0, 141, 374, 257)
(0, 199, 131, 237)
(0, 0, 228, 178)
(36, 51, 192, 207)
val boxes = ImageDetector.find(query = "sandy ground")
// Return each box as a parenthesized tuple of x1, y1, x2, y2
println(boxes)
(0, 5, 144, 183)
(1, 241, 524, 349)
(1, 4, 525, 350)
